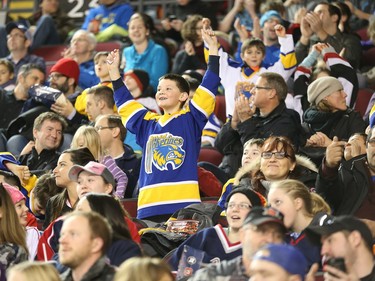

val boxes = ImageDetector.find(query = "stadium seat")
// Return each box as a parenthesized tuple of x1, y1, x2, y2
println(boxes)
(95, 40, 123, 52)
(214, 95, 226, 124)
(354, 88, 374, 118)
(31, 44, 66, 65)
(121, 198, 138, 218)
(198, 147, 223, 166)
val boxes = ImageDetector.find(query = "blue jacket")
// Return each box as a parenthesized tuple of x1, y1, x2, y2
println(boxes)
(82, 0, 134, 32)
(122, 40, 169, 91)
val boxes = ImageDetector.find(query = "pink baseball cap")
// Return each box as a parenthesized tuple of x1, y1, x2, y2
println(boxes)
(3, 182, 26, 204)
(68, 161, 116, 188)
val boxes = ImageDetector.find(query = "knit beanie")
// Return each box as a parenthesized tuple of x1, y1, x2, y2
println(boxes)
(260, 10, 283, 27)
(3, 182, 26, 204)
(50, 58, 80, 84)
(307, 76, 343, 105)
(226, 186, 266, 207)
(124, 69, 150, 92)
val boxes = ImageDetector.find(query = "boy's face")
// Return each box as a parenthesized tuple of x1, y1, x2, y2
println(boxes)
(0, 64, 13, 85)
(242, 143, 261, 166)
(94, 55, 110, 80)
(156, 79, 188, 113)
(241, 46, 265, 68)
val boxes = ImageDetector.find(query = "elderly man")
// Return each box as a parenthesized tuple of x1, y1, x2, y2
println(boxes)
(62, 29, 99, 89)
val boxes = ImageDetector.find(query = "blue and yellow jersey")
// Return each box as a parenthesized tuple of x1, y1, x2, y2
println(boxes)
(113, 67, 221, 219)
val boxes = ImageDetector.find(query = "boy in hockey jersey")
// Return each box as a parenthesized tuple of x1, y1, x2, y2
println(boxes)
(106, 19, 220, 220)
(205, 21, 297, 117)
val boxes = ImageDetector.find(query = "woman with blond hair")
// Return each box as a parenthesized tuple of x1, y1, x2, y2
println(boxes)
(114, 257, 174, 281)
(267, 179, 331, 268)
(7, 261, 60, 281)
(71, 125, 128, 198)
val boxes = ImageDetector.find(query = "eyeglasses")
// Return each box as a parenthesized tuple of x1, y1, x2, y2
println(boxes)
(253, 86, 273, 91)
(94, 126, 115, 132)
(261, 151, 288, 159)
(225, 202, 252, 210)
(48, 73, 68, 81)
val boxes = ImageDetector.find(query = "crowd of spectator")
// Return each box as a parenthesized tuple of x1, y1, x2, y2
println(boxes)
(0, 0, 375, 280)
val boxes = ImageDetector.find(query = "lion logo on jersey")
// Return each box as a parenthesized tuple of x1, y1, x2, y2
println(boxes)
(145, 133, 186, 173)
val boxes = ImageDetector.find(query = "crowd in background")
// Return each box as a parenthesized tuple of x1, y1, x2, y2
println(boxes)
(0, 0, 375, 280)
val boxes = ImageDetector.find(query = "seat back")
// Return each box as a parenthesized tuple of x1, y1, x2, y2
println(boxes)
(354, 88, 374, 118)
(214, 95, 226, 124)
(198, 147, 223, 166)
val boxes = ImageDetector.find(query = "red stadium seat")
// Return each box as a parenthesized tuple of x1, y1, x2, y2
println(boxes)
(214, 95, 226, 124)
(354, 88, 374, 118)
(198, 147, 223, 166)
(95, 40, 123, 52)
(121, 198, 138, 218)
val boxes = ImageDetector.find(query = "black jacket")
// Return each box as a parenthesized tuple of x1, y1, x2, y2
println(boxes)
(303, 107, 366, 141)
(19, 147, 60, 175)
(316, 155, 374, 218)
(237, 101, 305, 149)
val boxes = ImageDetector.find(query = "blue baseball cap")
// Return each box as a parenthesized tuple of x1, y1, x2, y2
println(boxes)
(253, 244, 308, 280)
(260, 10, 283, 27)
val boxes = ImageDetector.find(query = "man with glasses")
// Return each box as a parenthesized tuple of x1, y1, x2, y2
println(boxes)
(3, 22, 46, 81)
(316, 127, 375, 220)
(95, 114, 141, 198)
(232, 72, 304, 149)
(306, 214, 375, 280)
(190, 206, 286, 281)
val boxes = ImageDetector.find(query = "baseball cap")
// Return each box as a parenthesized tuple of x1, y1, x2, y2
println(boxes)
(253, 244, 308, 280)
(6, 22, 33, 42)
(306, 214, 373, 251)
(243, 206, 286, 231)
(69, 161, 116, 188)
(3, 182, 26, 204)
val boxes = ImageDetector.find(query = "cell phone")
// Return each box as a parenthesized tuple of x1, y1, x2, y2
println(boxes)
(326, 258, 346, 273)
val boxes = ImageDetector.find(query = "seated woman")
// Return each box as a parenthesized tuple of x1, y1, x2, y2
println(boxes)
(301, 75, 366, 166)
(168, 187, 265, 271)
(220, 136, 318, 202)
